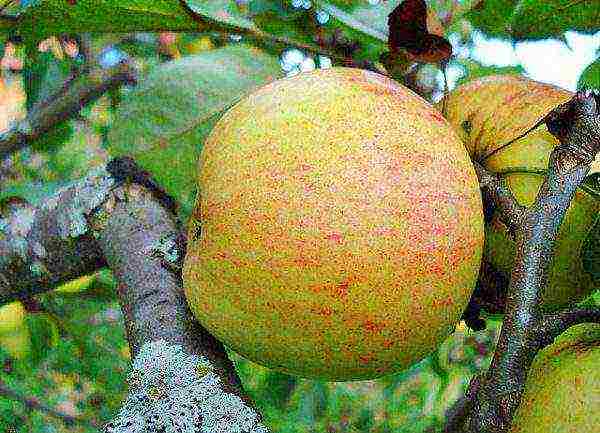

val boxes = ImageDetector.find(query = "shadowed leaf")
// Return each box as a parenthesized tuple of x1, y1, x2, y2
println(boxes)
(465, 0, 517, 39)
(183, 0, 257, 31)
(17, 0, 199, 43)
(510, 0, 600, 41)
(106, 44, 282, 221)
(388, 0, 452, 63)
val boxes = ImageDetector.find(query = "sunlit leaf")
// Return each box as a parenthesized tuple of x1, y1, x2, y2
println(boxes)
(577, 59, 600, 91)
(315, 1, 387, 41)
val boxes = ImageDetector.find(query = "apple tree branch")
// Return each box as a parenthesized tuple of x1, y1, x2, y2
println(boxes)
(0, 158, 268, 432)
(445, 90, 600, 433)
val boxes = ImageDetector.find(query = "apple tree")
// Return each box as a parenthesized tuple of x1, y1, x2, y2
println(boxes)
(0, 1, 598, 433)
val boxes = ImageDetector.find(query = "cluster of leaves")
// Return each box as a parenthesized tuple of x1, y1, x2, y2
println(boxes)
(465, 0, 600, 90)
(467, 0, 600, 41)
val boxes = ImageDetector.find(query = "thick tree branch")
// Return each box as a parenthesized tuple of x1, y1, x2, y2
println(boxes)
(0, 61, 137, 160)
(94, 158, 267, 432)
(0, 179, 109, 304)
(1, 158, 267, 432)
(0, 159, 267, 433)
(94, 158, 247, 396)
(445, 90, 600, 433)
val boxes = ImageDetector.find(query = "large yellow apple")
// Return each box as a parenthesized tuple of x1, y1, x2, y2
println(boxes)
(440, 75, 600, 311)
(0, 301, 31, 360)
(183, 67, 484, 381)
(510, 323, 600, 433)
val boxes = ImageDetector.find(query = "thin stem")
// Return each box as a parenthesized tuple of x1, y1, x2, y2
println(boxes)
(479, 116, 547, 162)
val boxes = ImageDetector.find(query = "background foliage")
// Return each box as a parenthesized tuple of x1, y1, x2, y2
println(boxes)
(0, 0, 598, 432)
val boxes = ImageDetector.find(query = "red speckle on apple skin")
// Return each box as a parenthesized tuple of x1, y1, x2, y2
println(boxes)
(313, 306, 334, 317)
(428, 110, 446, 123)
(359, 352, 376, 364)
(335, 280, 350, 299)
(362, 320, 385, 333)
(432, 295, 455, 308)
(325, 232, 344, 244)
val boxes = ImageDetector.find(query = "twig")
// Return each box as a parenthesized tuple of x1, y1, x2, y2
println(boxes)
(473, 161, 526, 234)
(0, 61, 137, 161)
(534, 306, 600, 346)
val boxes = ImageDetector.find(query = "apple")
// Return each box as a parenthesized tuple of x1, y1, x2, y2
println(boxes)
(0, 301, 31, 360)
(440, 74, 600, 311)
(183, 67, 484, 381)
(510, 323, 599, 433)
(54, 274, 95, 294)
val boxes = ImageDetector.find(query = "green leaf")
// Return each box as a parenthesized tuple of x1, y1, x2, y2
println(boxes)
(581, 212, 600, 285)
(510, 0, 600, 41)
(23, 51, 71, 110)
(17, 0, 200, 43)
(21, 51, 74, 152)
(577, 59, 600, 91)
(313, 0, 395, 63)
(580, 172, 600, 201)
(256, 370, 298, 408)
(106, 44, 282, 222)
(455, 59, 525, 87)
(25, 313, 59, 365)
(250, 0, 317, 46)
(465, 0, 517, 39)
(315, 1, 387, 42)
(184, 0, 257, 31)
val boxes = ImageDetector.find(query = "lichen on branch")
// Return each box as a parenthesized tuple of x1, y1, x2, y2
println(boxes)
(104, 340, 269, 433)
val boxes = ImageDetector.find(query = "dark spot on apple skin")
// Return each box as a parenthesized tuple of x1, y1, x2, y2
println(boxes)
(462, 120, 472, 134)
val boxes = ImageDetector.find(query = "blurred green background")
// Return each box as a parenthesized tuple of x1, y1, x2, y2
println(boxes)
(0, 0, 599, 432)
